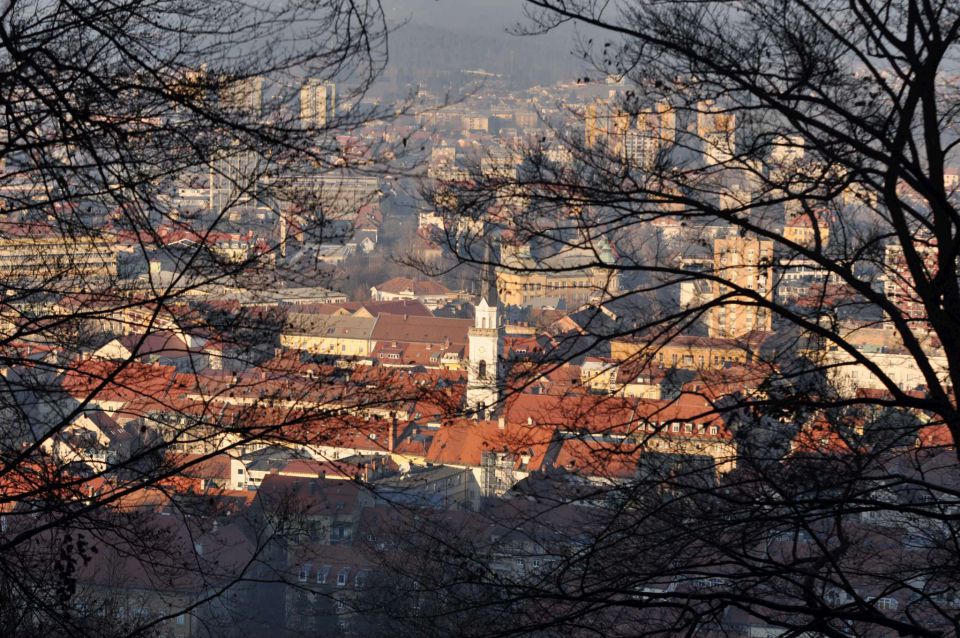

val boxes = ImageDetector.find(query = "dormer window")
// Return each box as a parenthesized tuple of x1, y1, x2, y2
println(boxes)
(316, 565, 331, 584)
(876, 597, 899, 611)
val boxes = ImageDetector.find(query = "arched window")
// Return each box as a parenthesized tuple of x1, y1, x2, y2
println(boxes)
(482, 317, 487, 329)
(478, 360, 487, 379)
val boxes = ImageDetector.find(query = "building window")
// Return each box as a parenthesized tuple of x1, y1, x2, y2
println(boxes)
(478, 360, 487, 379)
(299, 564, 311, 582)
(337, 567, 350, 587)
(176, 614, 186, 625)
(876, 597, 899, 611)
(317, 565, 331, 584)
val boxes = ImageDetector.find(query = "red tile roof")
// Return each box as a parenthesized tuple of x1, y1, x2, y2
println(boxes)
(373, 276, 454, 296)
(371, 313, 471, 346)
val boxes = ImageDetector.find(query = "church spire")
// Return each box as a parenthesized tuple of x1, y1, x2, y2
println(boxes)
(479, 237, 498, 307)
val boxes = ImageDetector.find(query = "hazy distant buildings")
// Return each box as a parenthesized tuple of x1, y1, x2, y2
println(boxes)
(584, 100, 619, 150)
(219, 75, 264, 117)
(461, 114, 489, 131)
(623, 102, 676, 169)
(427, 144, 467, 181)
(209, 144, 259, 213)
(770, 134, 805, 167)
(544, 144, 573, 166)
(268, 173, 380, 218)
(300, 79, 336, 129)
(697, 100, 737, 166)
(583, 102, 599, 148)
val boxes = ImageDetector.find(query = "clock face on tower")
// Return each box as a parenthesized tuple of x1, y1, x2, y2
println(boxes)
(478, 346, 486, 355)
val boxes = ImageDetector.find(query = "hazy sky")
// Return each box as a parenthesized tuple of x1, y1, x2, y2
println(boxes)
(386, 0, 532, 36)
(380, 0, 592, 85)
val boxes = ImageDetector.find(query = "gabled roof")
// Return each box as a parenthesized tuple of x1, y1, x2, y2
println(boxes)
(256, 474, 364, 517)
(425, 419, 555, 468)
(371, 314, 471, 346)
(62, 359, 177, 404)
(352, 299, 433, 317)
(284, 313, 378, 339)
(504, 392, 726, 437)
(372, 276, 455, 296)
(118, 330, 195, 359)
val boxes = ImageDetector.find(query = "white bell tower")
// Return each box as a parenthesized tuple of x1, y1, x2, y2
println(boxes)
(467, 246, 502, 419)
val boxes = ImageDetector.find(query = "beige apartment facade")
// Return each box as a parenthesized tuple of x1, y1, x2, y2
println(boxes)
(708, 236, 774, 338)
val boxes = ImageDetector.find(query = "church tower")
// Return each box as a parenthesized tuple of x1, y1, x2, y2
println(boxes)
(467, 244, 502, 419)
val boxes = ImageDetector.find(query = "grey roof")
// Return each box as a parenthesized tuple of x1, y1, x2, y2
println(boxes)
(284, 313, 378, 339)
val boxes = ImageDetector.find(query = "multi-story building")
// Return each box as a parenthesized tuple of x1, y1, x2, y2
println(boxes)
(280, 314, 378, 357)
(267, 172, 380, 218)
(300, 79, 336, 129)
(697, 100, 736, 166)
(815, 343, 949, 398)
(369, 277, 459, 310)
(0, 223, 118, 287)
(611, 334, 765, 369)
(881, 240, 937, 329)
(623, 102, 676, 169)
(208, 143, 259, 213)
(769, 134, 805, 170)
(497, 241, 619, 308)
(583, 98, 630, 155)
(708, 236, 774, 338)
(219, 75, 263, 116)
(783, 208, 830, 248)
(461, 114, 489, 131)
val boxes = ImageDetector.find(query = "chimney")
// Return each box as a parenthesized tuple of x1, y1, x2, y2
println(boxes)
(389, 414, 398, 453)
